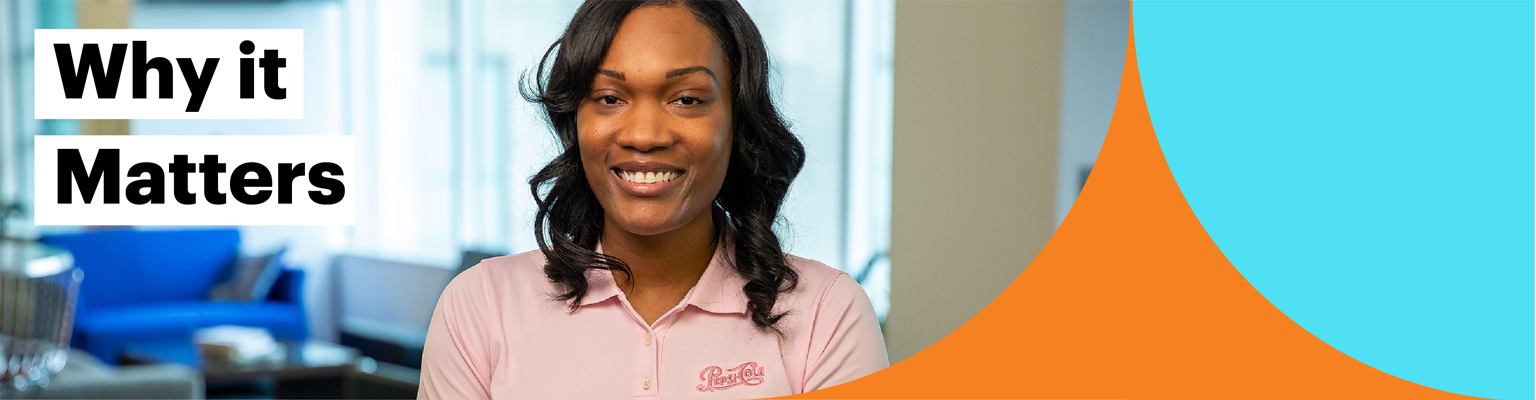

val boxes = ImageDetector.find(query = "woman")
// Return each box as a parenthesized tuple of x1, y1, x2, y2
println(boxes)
(417, 1, 889, 398)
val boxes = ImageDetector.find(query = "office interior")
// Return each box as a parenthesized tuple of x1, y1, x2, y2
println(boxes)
(0, 0, 1129, 398)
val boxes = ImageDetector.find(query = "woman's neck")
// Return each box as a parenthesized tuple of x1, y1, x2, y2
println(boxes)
(602, 209, 718, 302)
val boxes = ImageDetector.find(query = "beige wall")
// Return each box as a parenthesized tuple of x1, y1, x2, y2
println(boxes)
(886, 0, 1063, 362)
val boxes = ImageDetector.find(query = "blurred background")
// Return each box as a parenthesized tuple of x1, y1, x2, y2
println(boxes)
(0, 0, 1128, 398)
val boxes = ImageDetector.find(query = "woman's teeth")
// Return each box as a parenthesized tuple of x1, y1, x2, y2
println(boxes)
(619, 170, 680, 184)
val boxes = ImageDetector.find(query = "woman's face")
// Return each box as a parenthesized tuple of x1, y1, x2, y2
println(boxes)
(578, 5, 733, 237)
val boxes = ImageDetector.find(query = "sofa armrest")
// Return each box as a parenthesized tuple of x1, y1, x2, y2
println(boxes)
(36, 349, 204, 399)
(38, 364, 204, 399)
(267, 268, 304, 304)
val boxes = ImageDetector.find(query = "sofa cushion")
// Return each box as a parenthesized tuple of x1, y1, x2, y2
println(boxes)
(75, 301, 306, 363)
(208, 247, 288, 302)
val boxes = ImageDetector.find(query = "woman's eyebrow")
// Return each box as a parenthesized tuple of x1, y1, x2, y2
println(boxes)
(597, 69, 626, 81)
(596, 67, 714, 82)
(666, 66, 716, 80)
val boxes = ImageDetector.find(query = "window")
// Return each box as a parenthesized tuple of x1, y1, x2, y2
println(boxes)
(1, 0, 79, 239)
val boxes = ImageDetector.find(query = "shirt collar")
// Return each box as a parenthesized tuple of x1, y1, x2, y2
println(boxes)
(579, 238, 748, 315)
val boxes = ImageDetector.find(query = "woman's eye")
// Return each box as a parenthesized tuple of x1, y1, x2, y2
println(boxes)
(597, 96, 622, 105)
(676, 97, 703, 106)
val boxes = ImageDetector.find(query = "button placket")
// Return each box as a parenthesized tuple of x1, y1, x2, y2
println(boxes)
(642, 327, 659, 395)
(633, 320, 659, 398)
(648, 316, 682, 396)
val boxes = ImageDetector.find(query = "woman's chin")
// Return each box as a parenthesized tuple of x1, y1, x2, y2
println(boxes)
(603, 198, 714, 239)
(608, 212, 686, 237)
(611, 221, 682, 237)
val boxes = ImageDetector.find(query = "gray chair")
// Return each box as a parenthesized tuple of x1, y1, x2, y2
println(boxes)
(31, 349, 203, 399)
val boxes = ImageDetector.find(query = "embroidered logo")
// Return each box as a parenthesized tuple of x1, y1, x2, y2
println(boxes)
(696, 362, 765, 392)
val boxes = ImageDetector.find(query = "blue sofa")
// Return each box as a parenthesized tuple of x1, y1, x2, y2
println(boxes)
(39, 228, 307, 364)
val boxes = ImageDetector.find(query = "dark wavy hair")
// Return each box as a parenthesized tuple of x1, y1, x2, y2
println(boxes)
(522, 0, 806, 332)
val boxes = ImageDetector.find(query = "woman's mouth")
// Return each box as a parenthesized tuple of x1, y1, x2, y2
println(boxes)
(611, 167, 685, 197)
(615, 169, 681, 184)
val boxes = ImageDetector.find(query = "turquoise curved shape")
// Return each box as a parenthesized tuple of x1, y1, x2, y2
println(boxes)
(1134, 2, 1533, 399)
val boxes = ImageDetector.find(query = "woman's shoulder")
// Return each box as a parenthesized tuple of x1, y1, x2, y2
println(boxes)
(470, 249, 548, 275)
(782, 253, 846, 287)
(779, 253, 869, 310)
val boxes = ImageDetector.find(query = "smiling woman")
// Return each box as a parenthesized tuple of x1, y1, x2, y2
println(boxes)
(416, 1, 890, 399)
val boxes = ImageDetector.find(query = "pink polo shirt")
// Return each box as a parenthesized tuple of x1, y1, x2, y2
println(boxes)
(417, 241, 890, 399)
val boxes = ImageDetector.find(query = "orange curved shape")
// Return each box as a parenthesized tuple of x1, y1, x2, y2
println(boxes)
(793, 23, 1482, 400)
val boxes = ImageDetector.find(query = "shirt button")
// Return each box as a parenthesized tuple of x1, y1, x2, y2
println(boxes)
(642, 378, 652, 390)
(644, 335, 652, 346)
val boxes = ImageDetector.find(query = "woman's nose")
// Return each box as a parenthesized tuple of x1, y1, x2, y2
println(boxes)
(615, 104, 676, 152)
